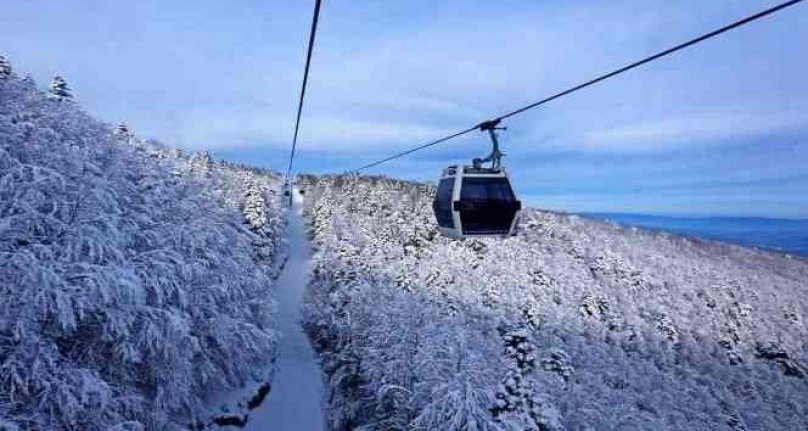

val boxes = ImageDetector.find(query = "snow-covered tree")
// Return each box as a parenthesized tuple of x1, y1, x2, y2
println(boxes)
(0, 54, 11, 77)
(20, 73, 35, 90)
(0, 69, 287, 430)
(113, 121, 131, 138)
(48, 74, 72, 100)
(189, 150, 213, 170)
(300, 173, 808, 431)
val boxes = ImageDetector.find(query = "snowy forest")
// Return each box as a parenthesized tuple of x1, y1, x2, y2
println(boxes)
(1, 55, 807, 431)
(0, 62, 287, 430)
(301, 174, 807, 431)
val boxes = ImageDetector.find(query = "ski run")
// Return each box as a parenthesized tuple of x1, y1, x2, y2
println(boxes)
(252, 190, 324, 430)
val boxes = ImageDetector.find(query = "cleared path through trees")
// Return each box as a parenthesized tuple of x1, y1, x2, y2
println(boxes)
(244, 189, 324, 430)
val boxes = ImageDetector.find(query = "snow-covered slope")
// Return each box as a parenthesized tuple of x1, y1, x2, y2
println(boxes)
(301, 174, 807, 431)
(0, 71, 285, 430)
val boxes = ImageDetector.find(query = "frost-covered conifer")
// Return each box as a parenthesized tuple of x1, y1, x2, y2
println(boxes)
(0, 54, 11, 77)
(48, 74, 72, 100)
(301, 173, 808, 431)
(20, 73, 35, 90)
(0, 70, 286, 430)
(189, 150, 213, 170)
(113, 121, 131, 138)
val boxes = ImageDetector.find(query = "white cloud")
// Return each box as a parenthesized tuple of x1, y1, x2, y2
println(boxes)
(579, 111, 808, 151)
(300, 116, 447, 148)
(175, 109, 448, 151)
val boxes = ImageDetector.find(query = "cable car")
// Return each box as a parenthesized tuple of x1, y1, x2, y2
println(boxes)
(432, 120, 521, 238)
(282, 179, 294, 206)
(283, 180, 291, 197)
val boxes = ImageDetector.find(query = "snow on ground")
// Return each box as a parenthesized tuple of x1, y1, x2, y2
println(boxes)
(3, 54, 806, 430)
(301, 174, 808, 431)
(205, 190, 324, 431)
(0, 67, 286, 430)
(235, 188, 324, 430)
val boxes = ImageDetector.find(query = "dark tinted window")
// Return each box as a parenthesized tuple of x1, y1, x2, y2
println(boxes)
(460, 177, 515, 201)
(433, 178, 455, 228)
(458, 177, 518, 235)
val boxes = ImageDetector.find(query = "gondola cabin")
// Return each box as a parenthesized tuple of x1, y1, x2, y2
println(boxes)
(433, 165, 521, 238)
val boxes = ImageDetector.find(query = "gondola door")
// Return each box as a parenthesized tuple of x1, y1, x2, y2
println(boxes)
(455, 175, 520, 235)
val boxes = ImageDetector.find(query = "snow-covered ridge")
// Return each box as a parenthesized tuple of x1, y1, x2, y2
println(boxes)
(301, 174, 807, 431)
(0, 68, 285, 430)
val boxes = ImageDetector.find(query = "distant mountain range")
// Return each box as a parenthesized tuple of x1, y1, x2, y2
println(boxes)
(585, 212, 808, 257)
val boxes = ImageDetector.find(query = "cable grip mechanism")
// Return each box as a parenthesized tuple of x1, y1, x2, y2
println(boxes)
(473, 119, 507, 169)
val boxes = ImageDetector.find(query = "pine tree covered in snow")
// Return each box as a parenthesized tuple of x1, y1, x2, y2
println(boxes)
(48, 75, 72, 101)
(188, 151, 213, 173)
(301, 174, 808, 431)
(113, 121, 131, 139)
(0, 70, 286, 430)
(0, 55, 11, 78)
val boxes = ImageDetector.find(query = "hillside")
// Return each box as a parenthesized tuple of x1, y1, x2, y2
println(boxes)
(0, 72, 286, 430)
(3, 62, 806, 431)
(301, 174, 808, 431)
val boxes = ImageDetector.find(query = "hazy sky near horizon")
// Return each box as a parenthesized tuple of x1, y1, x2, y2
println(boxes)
(3, 0, 807, 217)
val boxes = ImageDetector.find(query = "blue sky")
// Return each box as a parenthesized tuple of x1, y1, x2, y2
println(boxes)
(3, 0, 807, 217)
